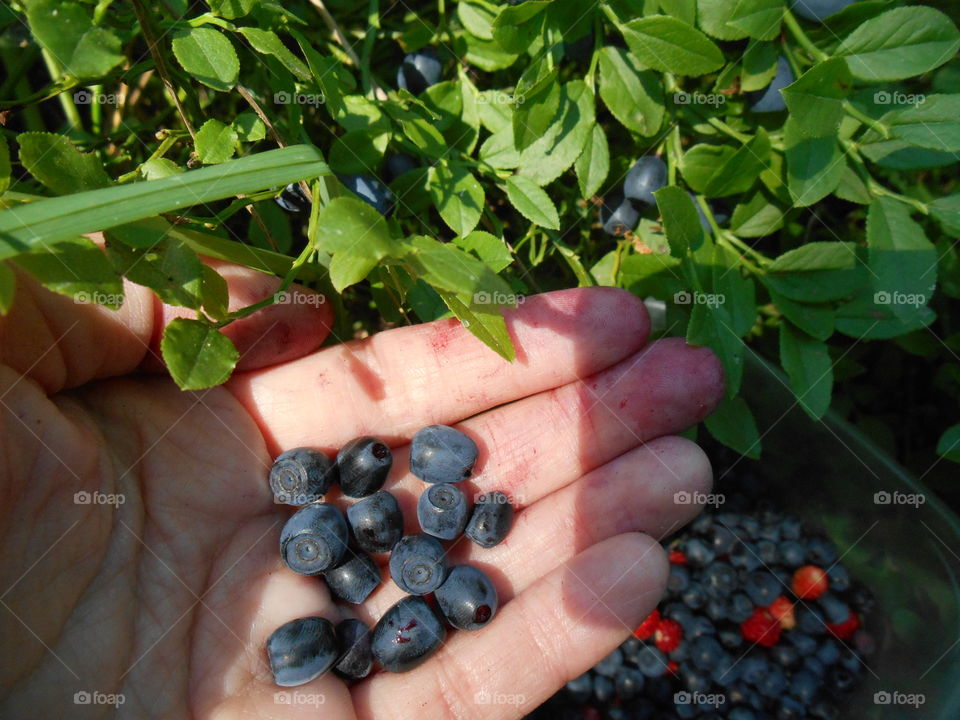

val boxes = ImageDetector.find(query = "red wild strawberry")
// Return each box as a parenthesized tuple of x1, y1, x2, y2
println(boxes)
(741, 607, 782, 647)
(768, 596, 796, 630)
(633, 609, 660, 640)
(828, 611, 860, 640)
(654, 618, 683, 653)
(669, 550, 688, 565)
(792, 565, 829, 600)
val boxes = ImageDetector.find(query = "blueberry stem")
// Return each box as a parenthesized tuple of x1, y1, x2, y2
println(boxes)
(360, 0, 380, 95)
(842, 101, 891, 140)
(782, 10, 829, 63)
(842, 141, 929, 214)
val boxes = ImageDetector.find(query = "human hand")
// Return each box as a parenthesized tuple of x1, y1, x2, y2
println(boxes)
(0, 260, 723, 719)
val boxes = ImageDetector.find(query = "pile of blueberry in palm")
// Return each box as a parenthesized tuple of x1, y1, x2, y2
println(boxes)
(534, 506, 875, 720)
(264, 425, 514, 685)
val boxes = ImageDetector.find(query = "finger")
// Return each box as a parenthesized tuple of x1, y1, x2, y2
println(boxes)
(0, 238, 333, 394)
(352, 436, 711, 623)
(226, 287, 651, 453)
(354, 533, 668, 720)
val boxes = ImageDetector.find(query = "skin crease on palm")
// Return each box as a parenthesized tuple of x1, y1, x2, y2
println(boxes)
(0, 254, 724, 720)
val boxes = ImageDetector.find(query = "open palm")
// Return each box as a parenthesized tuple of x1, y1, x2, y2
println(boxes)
(0, 260, 723, 719)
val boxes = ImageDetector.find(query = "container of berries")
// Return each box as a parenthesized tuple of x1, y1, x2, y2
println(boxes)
(533, 354, 960, 719)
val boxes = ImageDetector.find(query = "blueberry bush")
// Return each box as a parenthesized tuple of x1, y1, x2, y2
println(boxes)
(1, 0, 958, 463)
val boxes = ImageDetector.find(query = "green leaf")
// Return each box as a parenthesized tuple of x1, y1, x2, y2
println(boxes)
(13, 236, 123, 308)
(171, 26, 239, 91)
(834, 286, 935, 339)
(697, 0, 749, 40)
(328, 252, 378, 293)
(0, 261, 14, 314)
(406, 235, 513, 299)
(878, 94, 960, 153)
(767, 284, 834, 340)
(517, 81, 596, 186)
(930, 194, 960, 236)
(201, 265, 229, 321)
(237, 27, 311, 81)
(833, 163, 871, 205)
(140, 158, 184, 180)
(434, 288, 515, 362)
(728, 0, 783, 41)
(463, 29, 521, 72)
(704, 396, 760, 458)
(233, 112, 266, 142)
(654, 185, 704, 258)
(575, 124, 610, 199)
(729, 190, 784, 237)
(429, 164, 485, 236)
(208, 0, 258, 19)
(400, 118, 445, 160)
(458, 0, 497, 40)
(836, 6, 960, 82)
(598, 47, 665, 136)
(504, 175, 560, 230)
(18, 132, 111, 195)
(783, 118, 844, 207)
(741, 39, 778, 91)
(779, 322, 833, 419)
(330, 128, 390, 173)
(161, 318, 239, 390)
(687, 300, 745, 395)
(621, 15, 724, 75)
(0, 137, 10, 194)
(712, 245, 757, 336)
(194, 119, 238, 164)
(936, 424, 960, 463)
(513, 58, 561, 152)
(765, 268, 866, 303)
(680, 130, 771, 198)
(492, 0, 550, 53)
(769, 241, 857, 272)
(453, 231, 513, 272)
(781, 58, 853, 136)
(105, 236, 204, 308)
(312, 196, 394, 290)
(0, 145, 329, 258)
(25, 0, 124, 79)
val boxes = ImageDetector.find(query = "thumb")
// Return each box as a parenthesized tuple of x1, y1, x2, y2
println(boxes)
(0, 235, 333, 394)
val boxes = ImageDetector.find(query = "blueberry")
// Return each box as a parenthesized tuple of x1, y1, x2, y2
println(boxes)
(334, 618, 372, 680)
(728, 709, 758, 720)
(615, 667, 645, 699)
(324, 551, 380, 604)
(684, 538, 716, 566)
(385, 152, 418, 180)
(621, 636, 641, 663)
(817, 592, 850, 624)
(337, 436, 392, 498)
(849, 581, 876, 613)
(778, 540, 806, 567)
(758, 664, 787, 696)
(839, 650, 864, 674)
(719, 626, 744, 650)
(266, 616, 338, 687)
(780, 514, 802, 540)
(777, 696, 806, 720)
(770, 643, 799, 668)
(792, 0, 856, 22)
(757, 539, 778, 565)
(270, 448, 337, 505)
(809, 698, 840, 719)
(681, 581, 707, 609)
(434, 564, 498, 630)
(788, 631, 818, 655)
(739, 656, 768, 685)
(730, 541, 762, 571)
(593, 674, 615, 703)
(749, 56, 794, 113)
(744, 570, 781, 606)
(664, 603, 695, 628)
(681, 666, 712, 693)
(796, 605, 827, 634)
(599, 193, 639, 236)
(389, 533, 450, 595)
(703, 561, 737, 597)
(623, 155, 667, 205)
(371, 595, 447, 673)
(690, 635, 725, 671)
(705, 597, 728, 621)
(816, 639, 841, 666)
(275, 183, 311, 213)
(710, 525, 737, 555)
(668, 564, 691, 592)
(280, 502, 349, 575)
(636, 645, 669, 677)
(418, 483, 470, 540)
(410, 425, 479, 484)
(691, 513, 714, 535)
(790, 669, 820, 704)
(711, 653, 741, 684)
(688, 615, 715, 640)
(804, 655, 826, 677)
(827, 564, 850, 592)
(564, 672, 592, 703)
(346, 491, 404, 553)
(396, 48, 442, 95)
(465, 491, 513, 548)
(729, 593, 755, 623)
(592, 647, 623, 677)
(339, 174, 394, 215)
(806, 536, 838, 565)
(758, 522, 781, 543)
